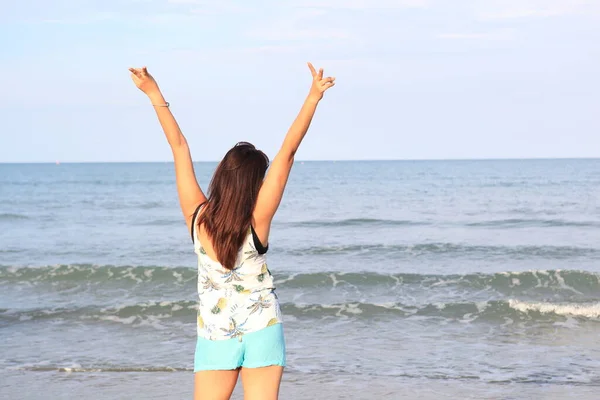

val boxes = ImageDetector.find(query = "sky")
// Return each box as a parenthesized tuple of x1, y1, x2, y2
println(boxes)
(1, 0, 599, 162)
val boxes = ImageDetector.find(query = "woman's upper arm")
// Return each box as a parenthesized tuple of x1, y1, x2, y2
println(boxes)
(253, 153, 294, 236)
(171, 141, 207, 232)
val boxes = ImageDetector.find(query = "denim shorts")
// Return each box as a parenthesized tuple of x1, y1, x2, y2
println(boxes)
(194, 323, 286, 371)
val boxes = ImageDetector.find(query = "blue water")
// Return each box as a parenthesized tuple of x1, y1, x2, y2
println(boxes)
(1, 159, 600, 399)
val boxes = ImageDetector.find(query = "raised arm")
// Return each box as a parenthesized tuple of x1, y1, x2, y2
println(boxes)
(129, 67, 207, 232)
(253, 63, 335, 242)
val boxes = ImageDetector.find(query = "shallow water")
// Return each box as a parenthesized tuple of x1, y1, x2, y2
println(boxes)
(1, 159, 599, 399)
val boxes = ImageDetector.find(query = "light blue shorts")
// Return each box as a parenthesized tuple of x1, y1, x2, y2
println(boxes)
(194, 323, 286, 371)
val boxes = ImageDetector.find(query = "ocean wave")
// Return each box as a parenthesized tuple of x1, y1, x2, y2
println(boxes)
(285, 218, 600, 229)
(0, 300, 197, 325)
(12, 365, 600, 387)
(466, 218, 600, 228)
(5, 180, 170, 187)
(134, 219, 182, 227)
(286, 218, 429, 228)
(0, 264, 197, 284)
(101, 201, 166, 210)
(293, 243, 600, 259)
(278, 269, 600, 295)
(0, 213, 29, 221)
(18, 366, 192, 373)
(2, 299, 599, 326)
(1, 265, 599, 295)
(282, 300, 600, 321)
(506, 299, 600, 319)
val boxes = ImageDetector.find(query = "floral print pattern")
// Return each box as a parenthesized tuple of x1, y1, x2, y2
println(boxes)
(193, 219, 282, 340)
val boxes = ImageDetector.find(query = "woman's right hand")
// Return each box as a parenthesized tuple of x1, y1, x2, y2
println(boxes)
(307, 62, 336, 102)
(129, 66, 160, 96)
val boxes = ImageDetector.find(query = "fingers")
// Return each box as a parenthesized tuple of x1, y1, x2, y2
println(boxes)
(308, 62, 330, 83)
(307, 62, 317, 77)
(318, 76, 336, 93)
(128, 67, 142, 78)
(319, 77, 335, 88)
(322, 81, 335, 90)
(128, 67, 150, 78)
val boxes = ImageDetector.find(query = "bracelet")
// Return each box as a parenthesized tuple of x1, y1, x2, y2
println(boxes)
(152, 102, 170, 107)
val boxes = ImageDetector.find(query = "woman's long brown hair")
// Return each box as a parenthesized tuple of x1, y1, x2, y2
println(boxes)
(196, 142, 269, 270)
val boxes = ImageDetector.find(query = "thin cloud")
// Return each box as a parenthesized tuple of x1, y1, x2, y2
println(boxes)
(296, 0, 429, 10)
(168, 0, 248, 13)
(474, 0, 600, 20)
(248, 27, 352, 41)
(242, 45, 307, 55)
(245, 7, 352, 42)
(35, 12, 121, 25)
(438, 30, 515, 41)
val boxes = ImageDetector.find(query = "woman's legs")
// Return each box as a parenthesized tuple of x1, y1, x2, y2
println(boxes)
(238, 323, 286, 399)
(240, 366, 284, 400)
(194, 369, 240, 400)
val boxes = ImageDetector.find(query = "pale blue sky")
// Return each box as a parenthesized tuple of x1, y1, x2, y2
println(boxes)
(1, 0, 599, 162)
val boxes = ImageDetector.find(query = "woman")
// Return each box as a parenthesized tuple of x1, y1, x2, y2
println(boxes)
(129, 63, 335, 399)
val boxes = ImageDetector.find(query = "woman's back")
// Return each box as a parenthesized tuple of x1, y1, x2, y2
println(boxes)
(192, 205, 282, 341)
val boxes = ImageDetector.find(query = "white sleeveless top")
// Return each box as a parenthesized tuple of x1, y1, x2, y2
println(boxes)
(192, 207, 282, 341)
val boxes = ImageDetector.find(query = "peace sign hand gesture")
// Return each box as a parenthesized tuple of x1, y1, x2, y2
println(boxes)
(307, 62, 336, 102)
(129, 66, 160, 97)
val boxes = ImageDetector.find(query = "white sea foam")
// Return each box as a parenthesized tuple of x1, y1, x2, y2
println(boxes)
(122, 267, 143, 283)
(343, 303, 363, 315)
(475, 301, 489, 313)
(329, 273, 340, 288)
(172, 271, 183, 283)
(508, 300, 600, 318)
(98, 315, 137, 325)
(273, 273, 297, 285)
(554, 270, 584, 295)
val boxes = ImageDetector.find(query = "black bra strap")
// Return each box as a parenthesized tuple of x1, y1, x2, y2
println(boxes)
(190, 202, 206, 243)
(250, 225, 269, 254)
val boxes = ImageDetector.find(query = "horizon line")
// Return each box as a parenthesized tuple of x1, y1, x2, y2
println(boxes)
(1, 156, 600, 164)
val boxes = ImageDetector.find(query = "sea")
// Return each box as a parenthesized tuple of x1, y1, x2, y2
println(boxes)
(1, 159, 599, 400)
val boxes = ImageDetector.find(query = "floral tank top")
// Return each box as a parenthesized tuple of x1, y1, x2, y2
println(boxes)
(192, 206, 282, 341)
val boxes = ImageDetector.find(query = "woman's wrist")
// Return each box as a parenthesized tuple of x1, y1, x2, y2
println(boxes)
(147, 90, 164, 104)
(305, 94, 321, 105)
